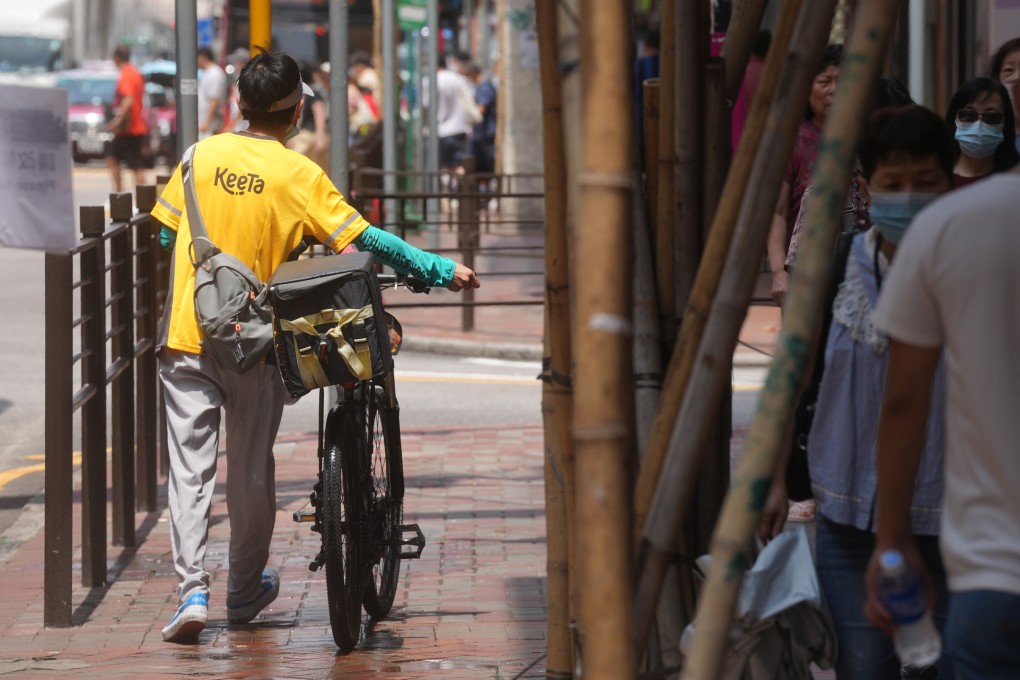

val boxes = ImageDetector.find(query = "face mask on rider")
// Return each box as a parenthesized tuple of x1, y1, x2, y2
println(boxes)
(955, 120, 1004, 159)
(868, 192, 940, 244)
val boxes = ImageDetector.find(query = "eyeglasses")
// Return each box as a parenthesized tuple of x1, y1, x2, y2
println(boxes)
(957, 108, 1005, 125)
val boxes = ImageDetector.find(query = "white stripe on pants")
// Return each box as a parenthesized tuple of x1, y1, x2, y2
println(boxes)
(159, 349, 286, 605)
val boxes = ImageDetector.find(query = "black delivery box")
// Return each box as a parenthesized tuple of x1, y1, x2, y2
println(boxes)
(267, 252, 389, 398)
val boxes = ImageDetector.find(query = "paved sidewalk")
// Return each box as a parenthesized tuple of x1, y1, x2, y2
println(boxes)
(0, 425, 547, 679)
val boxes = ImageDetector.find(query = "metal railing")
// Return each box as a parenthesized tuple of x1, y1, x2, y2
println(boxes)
(348, 158, 546, 332)
(43, 187, 168, 627)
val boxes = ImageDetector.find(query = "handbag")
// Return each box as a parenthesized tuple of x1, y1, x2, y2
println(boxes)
(182, 143, 275, 373)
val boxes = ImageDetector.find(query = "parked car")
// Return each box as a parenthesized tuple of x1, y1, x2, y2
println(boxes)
(146, 80, 176, 162)
(141, 59, 177, 162)
(57, 65, 161, 164)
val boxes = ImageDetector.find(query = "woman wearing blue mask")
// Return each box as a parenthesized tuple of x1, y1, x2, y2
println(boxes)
(769, 106, 957, 680)
(945, 77, 1020, 188)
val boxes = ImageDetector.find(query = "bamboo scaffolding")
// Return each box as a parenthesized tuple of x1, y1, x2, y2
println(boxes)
(720, 0, 771, 104)
(632, 0, 805, 552)
(680, 1, 900, 677)
(673, 0, 706, 317)
(643, 78, 660, 233)
(573, 0, 636, 675)
(654, 0, 676, 340)
(632, 0, 838, 651)
(692, 56, 731, 558)
(557, 0, 583, 664)
(537, 0, 574, 675)
(632, 167, 663, 461)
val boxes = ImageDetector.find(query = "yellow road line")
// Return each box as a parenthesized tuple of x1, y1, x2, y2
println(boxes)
(0, 453, 85, 491)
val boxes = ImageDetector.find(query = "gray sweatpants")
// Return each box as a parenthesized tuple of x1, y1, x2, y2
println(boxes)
(159, 349, 287, 606)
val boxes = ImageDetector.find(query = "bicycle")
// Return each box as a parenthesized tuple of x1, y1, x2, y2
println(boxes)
(292, 273, 428, 654)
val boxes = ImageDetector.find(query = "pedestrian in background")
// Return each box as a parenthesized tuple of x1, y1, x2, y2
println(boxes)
(348, 51, 379, 98)
(945, 77, 1019, 188)
(224, 47, 250, 133)
(197, 47, 227, 139)
(768, 44, 844, 307)
(988, 36, 1020, 152)
(286, 61, 329, 172)
(865, 138, 1020, 680)
(436, 52, 477, 174)
(466, 61, 497, 173)
(105, 45, 149, 193)
(797, 106, 955, 680)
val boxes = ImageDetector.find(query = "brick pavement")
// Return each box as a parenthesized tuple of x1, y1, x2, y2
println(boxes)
(0, 425, 548, 679)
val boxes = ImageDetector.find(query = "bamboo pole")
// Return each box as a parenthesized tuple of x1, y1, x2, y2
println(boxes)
(632, 0, 805, 550)
(643, 78, 660, 233)
(573, 0, 636, 675)
(673, 0, 706, 319)
(556, 0, 583, 666)
(632, 0, 837, 651)
(654, 0, 675, 340)
(692, 57, 731, 558)
(537, 0, 574, 675)
(632, 169, 662, 462)
(721, 0, 771, 104)
(680, 2, 899, 677)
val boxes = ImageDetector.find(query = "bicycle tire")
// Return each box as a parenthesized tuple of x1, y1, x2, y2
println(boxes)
(321, 437, 363, 653)
(361, 382, 404, 618)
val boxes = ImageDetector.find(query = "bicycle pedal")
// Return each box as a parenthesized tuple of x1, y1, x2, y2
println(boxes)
(293, 511, 316, 523)
(395, 523, 427, 560)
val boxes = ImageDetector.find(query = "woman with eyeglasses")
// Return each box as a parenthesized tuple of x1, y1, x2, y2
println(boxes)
(945, 77, 1020, 188)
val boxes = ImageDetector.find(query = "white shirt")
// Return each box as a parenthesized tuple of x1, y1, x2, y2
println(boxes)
(436, 69, 474, 138)
(198, 63, 227, 139)
(873, 174, 1020, 596)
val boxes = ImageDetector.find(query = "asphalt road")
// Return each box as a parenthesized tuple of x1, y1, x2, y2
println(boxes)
(0, 165, 766, 535)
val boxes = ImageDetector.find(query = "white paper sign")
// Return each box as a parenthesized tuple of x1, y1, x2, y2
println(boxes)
(0, 84, 74, 251)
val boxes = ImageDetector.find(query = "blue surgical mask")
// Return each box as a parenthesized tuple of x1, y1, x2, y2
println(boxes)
(868, 191, 940, 244)
(955, 120, 1004, 159)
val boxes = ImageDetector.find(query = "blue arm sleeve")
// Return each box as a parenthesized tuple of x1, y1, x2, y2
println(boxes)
(159, 225, 177, 253)
(353, 225, 456, 287)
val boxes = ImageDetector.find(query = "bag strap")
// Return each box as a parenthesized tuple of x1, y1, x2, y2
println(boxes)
(181, 143, 218, 267)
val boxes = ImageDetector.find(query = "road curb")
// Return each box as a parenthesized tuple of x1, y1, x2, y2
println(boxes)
(405, 334, 774, 368)
(402, 335, 544, 361)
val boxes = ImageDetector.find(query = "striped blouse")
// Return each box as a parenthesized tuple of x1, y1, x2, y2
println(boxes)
(808, 228, 946, 536)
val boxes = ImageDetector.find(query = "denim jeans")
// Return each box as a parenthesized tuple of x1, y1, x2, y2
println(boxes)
(816, 517, 953, 679)
(945, 590, 1020, 679)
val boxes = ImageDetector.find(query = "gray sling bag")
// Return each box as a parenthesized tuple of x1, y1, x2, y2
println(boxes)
(182, 143, 274, 373)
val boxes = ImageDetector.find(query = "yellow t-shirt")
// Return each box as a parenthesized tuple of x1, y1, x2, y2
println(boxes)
(151, 131, 370, 354)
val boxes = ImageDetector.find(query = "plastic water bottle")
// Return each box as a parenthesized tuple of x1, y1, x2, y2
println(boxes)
(877, 549, 942, 667)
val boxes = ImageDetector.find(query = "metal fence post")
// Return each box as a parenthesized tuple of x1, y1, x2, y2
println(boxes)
(110, 193, 135, 547)
(44, 252, 74, 627)
(458, 156, 478, 332)
(135, 185, 159, 512)
(79, 206, 107, 587)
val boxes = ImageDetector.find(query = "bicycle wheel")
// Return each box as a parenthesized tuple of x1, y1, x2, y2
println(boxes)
(321, 433, 364, 653)
(361, 382, 404, 618)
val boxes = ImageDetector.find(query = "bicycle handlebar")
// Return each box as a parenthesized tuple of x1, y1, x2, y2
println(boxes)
(377, 273, 431, 294)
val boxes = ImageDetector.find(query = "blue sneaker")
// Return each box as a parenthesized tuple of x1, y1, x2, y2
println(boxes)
(162, 592, 208, 642)
(227, 568, 280, 624)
